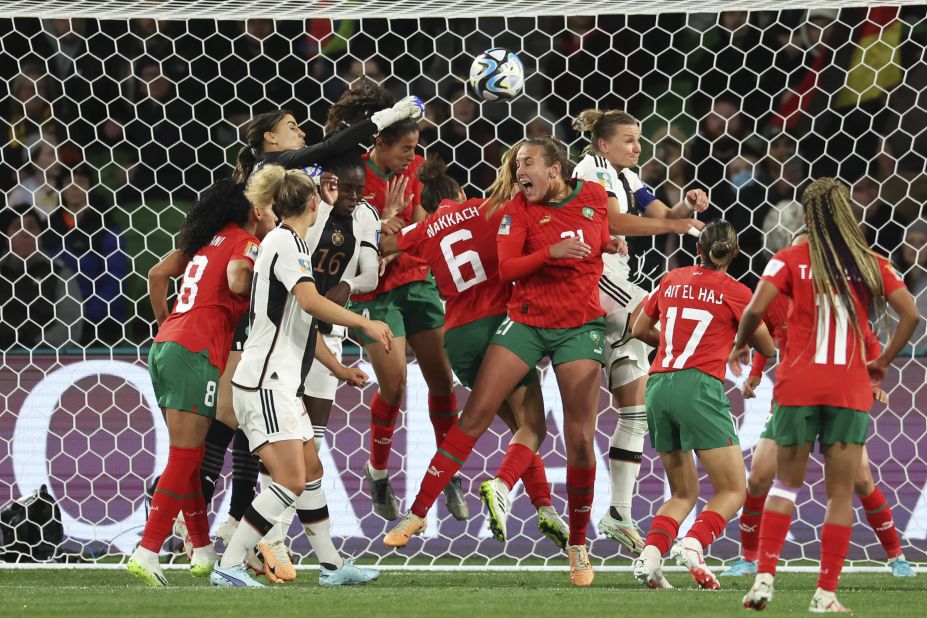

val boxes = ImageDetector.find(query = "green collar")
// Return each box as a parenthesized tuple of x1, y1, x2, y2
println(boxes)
(544, 181, 582, 208)
(365, 156, 393, 180)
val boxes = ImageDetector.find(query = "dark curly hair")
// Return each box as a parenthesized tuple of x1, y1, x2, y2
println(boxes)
(178, 178, 251, 258)
(325, 78, 393, 135)
(417, 154, 460, 214)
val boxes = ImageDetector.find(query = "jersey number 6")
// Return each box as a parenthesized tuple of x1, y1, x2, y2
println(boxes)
(440, 229, 488, 293)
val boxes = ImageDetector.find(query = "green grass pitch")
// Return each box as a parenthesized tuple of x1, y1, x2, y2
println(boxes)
(0, 569, 924, 617)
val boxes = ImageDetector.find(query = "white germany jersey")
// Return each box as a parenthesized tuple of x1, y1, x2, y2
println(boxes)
(233, 224, 317, 395)
(573, 154, 650, 284)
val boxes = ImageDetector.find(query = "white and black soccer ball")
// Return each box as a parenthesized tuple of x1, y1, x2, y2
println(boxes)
(468, 48, 525, 102)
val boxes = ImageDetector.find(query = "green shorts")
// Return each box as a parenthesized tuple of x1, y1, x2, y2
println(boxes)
(645, 368, 739, 453)
(444, 314, 540, 388)
(350, 279, 445, 346)
(759, 401, 777, 441)
(148, 341, 220, 418)
(490, 316, 606, 368)
(771, 404, 870, 451)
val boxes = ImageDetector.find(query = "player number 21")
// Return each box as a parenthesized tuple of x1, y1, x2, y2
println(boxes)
(560, 229, 586, 243)
(661, 307, 714, 369)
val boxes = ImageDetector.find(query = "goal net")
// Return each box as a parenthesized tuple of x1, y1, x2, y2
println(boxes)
(1, 2, 925, 568)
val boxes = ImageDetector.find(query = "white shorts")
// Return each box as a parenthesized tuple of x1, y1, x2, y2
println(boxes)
(598, 273, 652, 391)
(302, 332, 343, 400)
(233, 386, 313, 452)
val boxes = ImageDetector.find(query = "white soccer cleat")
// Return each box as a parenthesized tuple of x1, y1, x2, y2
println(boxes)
(808, 588, 852, 613)
(127, 546, 168, 587)
(189, 543, 218, 577)
(173, 512, 192, 560)
(479, 478, 511, 543)
(632, 545, 673, 589)
(536, 506, 569, 551)
(670, 536, 720, 590)
(597, 508, 645, 554)
(743, 573, 775, 611)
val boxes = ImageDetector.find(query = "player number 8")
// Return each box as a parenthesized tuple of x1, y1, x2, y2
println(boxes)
(176, 255, 209, 313)
(204, 381, 217, 407)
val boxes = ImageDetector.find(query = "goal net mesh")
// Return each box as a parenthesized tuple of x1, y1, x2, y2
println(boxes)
(1, 2, 926, 568)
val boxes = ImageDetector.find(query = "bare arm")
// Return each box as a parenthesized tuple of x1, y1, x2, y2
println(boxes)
(148, 249, 187, 326)
(643, 189, 709, 220)
(226, 259, 254, 296)
(292, 280, 392, 351)
(631, 310, 660, 348)
(729, 281, 779, 375)
(869, 287, 921, 381)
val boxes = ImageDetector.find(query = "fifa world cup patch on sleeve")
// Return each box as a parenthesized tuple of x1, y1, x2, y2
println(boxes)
(499, 214, 512, 235)
(298, 256, 314, 274)
(582, 207, 595, 220)
(762, 258, 786, 277)
(245, 242, 259, 261)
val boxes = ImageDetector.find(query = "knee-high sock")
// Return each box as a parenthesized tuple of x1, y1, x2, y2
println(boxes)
(644, 514, 680, 555)
(313, 425, 326, 452)
(140, 445, 201, 553)
(411, 425, 477, 518)
(818, 523, 852, 592)
(756, 510, 791, 576)
(685, 510, 727, 550)
(229, 429, 259, 520)
(181, 445, 211, 548)
(608, 405, 646, 521)
(521, 454, 553, 509)
(219, 482, 296, 568)
(369, 392, 401, 472)
(860, 487, 902, 559)
(296, 479, 343, 569)
(496, 443, 535, 491)
(566, 464, 596, 546)
(740, 491, 767, 562)
(428, 392, 458, 447)
(200, 420, 235, 505)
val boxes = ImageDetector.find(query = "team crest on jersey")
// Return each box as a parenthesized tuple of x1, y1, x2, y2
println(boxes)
(499, 214, 512, 235)
(298, 257, 313, 274)
(582, 207, 594, 220)
(245, 242, 259, 261)
(590, 331, 601, 343)
(539, 215, 551, 225)
(331, 230, 344, 247)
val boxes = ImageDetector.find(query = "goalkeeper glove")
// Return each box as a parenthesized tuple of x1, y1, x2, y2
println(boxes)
(371, 95, 424, 131)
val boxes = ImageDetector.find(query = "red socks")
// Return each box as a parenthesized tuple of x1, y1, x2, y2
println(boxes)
(645, 514, 680, 555)
(369, 392, 401, 470)
(757, 510, 792, 576)
(181, 446, 210, 549)
(411, 425, 477, 518)
(521, 454, 552, 508)
(860, 487, 902, 559)
(740, 491, 768, 562)
(428, 392, 458, 446)
(566, 465, 595, 546)
(685, 510, 727, 550)
(140, 445, 203, 553)
(818, 523, 852, 592)
(496, 443, 535, 491)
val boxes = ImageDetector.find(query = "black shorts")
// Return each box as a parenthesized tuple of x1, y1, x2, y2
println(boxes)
(232, 315, 249, 352)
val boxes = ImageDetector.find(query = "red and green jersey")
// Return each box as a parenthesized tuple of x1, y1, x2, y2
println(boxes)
(155, 222, 259, 372)
(397, 197, 508, 330)
(643, 265, 753, 382)
(353, 152, 429, 301)
(498, 180, 610, 328)
(760, 242, 906, 411)
(749, 293, 792, 378)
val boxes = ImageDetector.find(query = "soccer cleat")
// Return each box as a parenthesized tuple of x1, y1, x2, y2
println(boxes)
(567, 544, 595, 587)
(189, 544, 219, 577)
(383, 512, 428, 547)
(365, 461, 402, 521)
(127, 547, 168, 587)
(536, 506, 569, 551)
(214, 516, 239, 548)
(209, 563, 266, 588)
(319, 557, 380, 586)
(720, 558, 758, 577)
(808, 588, 852, 613)
(479, 478, 511, 542)
(889, 555, 916, 577)
(743, 573, 775, 611)
(597, 508, 645, 554)
(632, 545, 673, 589)
(443, 475, 470, 521)
(257, 539, 296, 582)
(173, 512, 192, 560)
(670, 537, 720, 590)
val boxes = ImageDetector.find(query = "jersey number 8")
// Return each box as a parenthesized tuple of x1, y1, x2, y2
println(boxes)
(176, 255, 208, 313)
